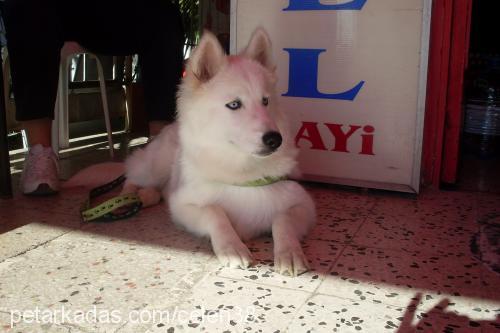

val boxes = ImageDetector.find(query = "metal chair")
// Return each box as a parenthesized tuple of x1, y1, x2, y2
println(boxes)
(53, 42, 114, 158)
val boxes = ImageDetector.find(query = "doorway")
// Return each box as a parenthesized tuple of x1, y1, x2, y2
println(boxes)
(457, 1, 500, 193)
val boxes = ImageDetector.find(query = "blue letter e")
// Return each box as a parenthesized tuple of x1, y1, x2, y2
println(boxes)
(284, 0, 367, 11)
(283, 48, 364, 101)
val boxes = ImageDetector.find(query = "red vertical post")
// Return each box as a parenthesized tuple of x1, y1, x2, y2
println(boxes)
(421, 0, 472, 187)
(421, 0, 453, 187)
(440, 0, 473, 184)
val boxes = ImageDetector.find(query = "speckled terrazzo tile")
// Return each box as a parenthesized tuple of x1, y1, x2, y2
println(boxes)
(0, 232, 213, 333)
(127, 275, 311, 333)
(477, 192, 500, 219)
(373, 190, 476, 225)
(0, 313, 77, 333)
(316, 246, 500, 317)
(0, 187, 89, 217)
(417, 193, 478, 226)
(0, 311, 74, 333)
(287, 293, 491, 332)
(306, 186, 372, 211)
(0, 223, 74, 262)
(0, 207, 82, 233)
(480, 264, 500, 310)
(213, 237, 343, 292)
(369, 194, 419, 213)
(418, 188, 477, 203)
(77, 205, 213, 254)
(352, 214, 478, 256)
(308, 209, 367, 243)
(360, 195, 478, 255)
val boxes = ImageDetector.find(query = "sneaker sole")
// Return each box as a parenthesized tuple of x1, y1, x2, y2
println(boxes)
(24, 183, 59, 196)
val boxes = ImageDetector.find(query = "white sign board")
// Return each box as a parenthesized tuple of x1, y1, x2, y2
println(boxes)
(231, 0, 431, 193)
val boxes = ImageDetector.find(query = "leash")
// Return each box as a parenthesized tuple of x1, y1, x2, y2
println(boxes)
(80, 175, 143, 222)
(79, 173, 286, 222)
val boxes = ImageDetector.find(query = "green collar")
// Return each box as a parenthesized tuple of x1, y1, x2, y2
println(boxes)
(235, 175, 288, 187)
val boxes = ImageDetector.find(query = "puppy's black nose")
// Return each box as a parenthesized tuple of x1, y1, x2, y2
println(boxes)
(262, 131, 282, 151)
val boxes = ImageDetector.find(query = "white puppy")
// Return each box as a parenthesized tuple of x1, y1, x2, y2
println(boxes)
(124, 28, 316, 276)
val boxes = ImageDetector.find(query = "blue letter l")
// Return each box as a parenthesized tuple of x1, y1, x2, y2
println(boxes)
(284, 0, 367, 11)
(282, 48, 364, 101)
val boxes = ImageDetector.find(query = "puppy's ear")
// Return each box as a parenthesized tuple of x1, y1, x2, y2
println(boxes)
(188, 30, 226, 82)
(242, 27, 274, 70)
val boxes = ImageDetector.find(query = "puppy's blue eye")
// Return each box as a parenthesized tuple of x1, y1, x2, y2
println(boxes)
(262, 97, 269, 106)
(226, 99, 242, 110)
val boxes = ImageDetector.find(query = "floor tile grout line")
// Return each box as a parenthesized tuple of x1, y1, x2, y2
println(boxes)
(217, 238, 352, 285)
(209, 207, 387, 297)
(112, 261, 217, 333)
(305, 196, 380, 292)
(210, 242, 354, 332)
(213, 272, 319, 295)
(311, 285, 500, 314)
(311, 288, 439, 310)
(346, 197, 380, 245)
(337, 242, 477, 259)
(285, 291, 493, 332)
(306, 291, 411, 309)
(291, 193, 496, 313)
(113, 319, 131, 333)
(279, 206, 400, 333)
(282, 290, 316, 333)
(343, 196, 482, 258)
(0, 230, 75, 265)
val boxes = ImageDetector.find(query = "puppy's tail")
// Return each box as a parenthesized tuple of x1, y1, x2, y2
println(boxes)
(62, 162, 125, 189)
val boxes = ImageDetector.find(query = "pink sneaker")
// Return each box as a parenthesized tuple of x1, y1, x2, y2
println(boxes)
(20, 144, 60, 195)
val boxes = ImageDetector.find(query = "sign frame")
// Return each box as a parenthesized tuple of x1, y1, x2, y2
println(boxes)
(230, 0, 433, 193)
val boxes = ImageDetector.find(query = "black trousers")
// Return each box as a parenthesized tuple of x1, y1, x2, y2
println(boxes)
(2, 0, 184, 122)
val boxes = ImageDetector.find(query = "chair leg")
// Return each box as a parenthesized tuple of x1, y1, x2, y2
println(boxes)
(21, 129, 28, 150)
(123, 56, 133, 133)
(92, 54, 114, 158)
(51, 68, 60, 155)
(59, 56, 70, 149)
(52, 55, 70, 155)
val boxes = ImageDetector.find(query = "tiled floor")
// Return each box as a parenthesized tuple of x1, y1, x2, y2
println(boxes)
(0, 167, 499, 332)
(457, 153, 500, 194)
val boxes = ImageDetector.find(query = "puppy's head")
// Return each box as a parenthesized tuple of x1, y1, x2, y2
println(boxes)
(178, 28, 286, 158)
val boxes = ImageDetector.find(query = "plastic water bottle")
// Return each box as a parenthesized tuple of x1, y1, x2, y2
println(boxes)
(463, 55, 500, 158)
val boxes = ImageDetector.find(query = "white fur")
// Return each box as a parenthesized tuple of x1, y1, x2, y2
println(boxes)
(122, 28, 315, 275)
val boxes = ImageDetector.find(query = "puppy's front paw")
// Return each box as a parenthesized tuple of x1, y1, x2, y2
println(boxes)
(137, 187, 162, 207)
(213, 240, 254, 269)
(274, 244, 310, 277)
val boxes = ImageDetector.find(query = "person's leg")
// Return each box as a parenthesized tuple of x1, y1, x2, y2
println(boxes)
(73, 1, 184, 137)
(138, 2, 185, 135)
(3, 0, 64, 194)
(3, 0, 64, 147)
(22, 119, 52, 147)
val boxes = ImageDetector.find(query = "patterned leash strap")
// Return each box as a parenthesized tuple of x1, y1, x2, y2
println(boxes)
(80, 174, 143, 222)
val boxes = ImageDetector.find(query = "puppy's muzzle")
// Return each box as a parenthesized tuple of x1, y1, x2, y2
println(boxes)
(261, 131, 282, 155)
